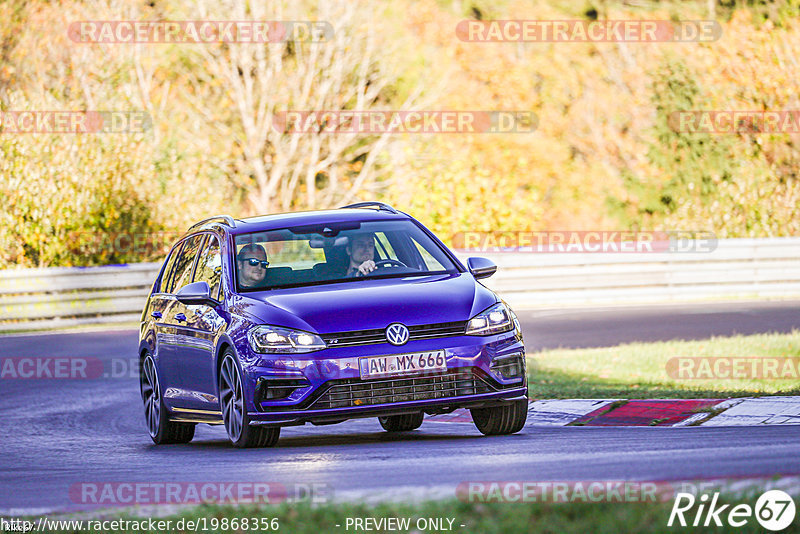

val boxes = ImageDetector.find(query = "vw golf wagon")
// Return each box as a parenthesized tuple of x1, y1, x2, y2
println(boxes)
(138, 202, 528, 447)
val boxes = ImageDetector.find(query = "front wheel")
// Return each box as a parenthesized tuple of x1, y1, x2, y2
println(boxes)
(219, 350, 280, 448)
(470, 399, 528, 436)
(378, 412, 424, 431)
(140, 352, 195, 444)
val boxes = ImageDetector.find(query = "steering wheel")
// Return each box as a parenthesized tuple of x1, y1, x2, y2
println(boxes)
(374, 259, 407, 269)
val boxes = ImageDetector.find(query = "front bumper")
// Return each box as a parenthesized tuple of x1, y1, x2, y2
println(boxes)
(241, 331, 527, 426)
(249, 389, 528, 426)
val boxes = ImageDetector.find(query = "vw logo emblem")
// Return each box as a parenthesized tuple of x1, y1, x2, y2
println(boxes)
(385, 323, 409, 346)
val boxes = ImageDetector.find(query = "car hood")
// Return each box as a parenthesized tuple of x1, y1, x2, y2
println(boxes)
(229, 273, 497, 333)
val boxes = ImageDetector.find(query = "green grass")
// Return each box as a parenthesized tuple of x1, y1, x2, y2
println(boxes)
(33, 496, 791, 534)
(526, 331, 800, 399)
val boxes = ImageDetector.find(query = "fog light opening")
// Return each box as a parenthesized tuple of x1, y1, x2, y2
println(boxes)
(256, 377, 310, 403)
(490, 353, 525, 380)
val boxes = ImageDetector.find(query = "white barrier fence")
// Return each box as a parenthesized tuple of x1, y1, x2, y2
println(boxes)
(477, 237, 800, 309)
(0, 238, 798, 331)
(0, 262, 160, 331)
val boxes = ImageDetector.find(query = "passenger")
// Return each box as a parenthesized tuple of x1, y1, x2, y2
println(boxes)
(345, 233, 377, 277)
(236, 243, 269, 288)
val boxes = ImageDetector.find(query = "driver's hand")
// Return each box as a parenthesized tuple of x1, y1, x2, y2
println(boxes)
(357, 260, 376, 275)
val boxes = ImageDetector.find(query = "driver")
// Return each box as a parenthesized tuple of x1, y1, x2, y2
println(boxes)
(236, 243, 269, 288)
(345, 232, 377, 277)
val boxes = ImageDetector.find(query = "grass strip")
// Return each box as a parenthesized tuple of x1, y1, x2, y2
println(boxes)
(527, 331, 800, 399)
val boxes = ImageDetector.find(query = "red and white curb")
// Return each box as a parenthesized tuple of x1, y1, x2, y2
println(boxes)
(424, 397, 800, 427)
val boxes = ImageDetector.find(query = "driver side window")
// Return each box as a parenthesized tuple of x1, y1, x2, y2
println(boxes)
(157, 242, 183, 294)
(194, 235, 223, 300)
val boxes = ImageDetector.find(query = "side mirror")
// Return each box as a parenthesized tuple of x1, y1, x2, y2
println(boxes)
(467, 257, 497, 280)
(176, 281, 215, 306)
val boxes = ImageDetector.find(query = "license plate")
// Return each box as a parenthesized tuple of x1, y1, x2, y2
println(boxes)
(359, 350, 447, 380)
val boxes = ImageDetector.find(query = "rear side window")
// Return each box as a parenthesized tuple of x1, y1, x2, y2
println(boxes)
(157, 242, 184, 294)
(194, 235, 223, 300)
(167, 235, 205, 293)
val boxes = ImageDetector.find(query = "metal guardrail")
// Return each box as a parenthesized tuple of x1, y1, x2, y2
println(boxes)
(0, 238, 798, 332)
(0, 263, 160, 331)
(476, 237, 800, 309)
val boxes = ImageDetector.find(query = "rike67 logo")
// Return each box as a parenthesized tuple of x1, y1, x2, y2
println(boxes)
(669, 490, 796, 531)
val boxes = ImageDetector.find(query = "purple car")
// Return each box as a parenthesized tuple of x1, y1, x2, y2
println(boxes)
(138, 202, 527, 448)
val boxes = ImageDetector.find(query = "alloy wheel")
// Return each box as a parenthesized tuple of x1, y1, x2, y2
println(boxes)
(220, 355, 245, 442)
(141, 355, 161, 438)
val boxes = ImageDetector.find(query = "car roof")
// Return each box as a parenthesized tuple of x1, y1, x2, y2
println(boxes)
(229, 208, 410, 235)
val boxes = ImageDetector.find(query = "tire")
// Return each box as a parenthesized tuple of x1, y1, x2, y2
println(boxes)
(378, 412, 424, 432)
(219, 350, 280, 448)
(140, 352, 195, 444)
(470, 399, 528, 436)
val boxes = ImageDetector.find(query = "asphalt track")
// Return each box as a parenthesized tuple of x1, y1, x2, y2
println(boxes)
(1, 300, 799, 514)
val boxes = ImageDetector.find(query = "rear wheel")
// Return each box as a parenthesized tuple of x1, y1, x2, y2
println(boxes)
(378, 412, 424, 432)
(140, 353, 195, 444)
(219, 350, 280, 448)
(470, 399, 528, 436)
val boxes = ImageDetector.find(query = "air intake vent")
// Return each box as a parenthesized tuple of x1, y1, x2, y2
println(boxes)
(320, 321, 466, 348)
(308, 368, 493, 410)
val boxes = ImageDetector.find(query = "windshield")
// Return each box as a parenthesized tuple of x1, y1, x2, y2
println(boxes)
(233, 219, 459, 291)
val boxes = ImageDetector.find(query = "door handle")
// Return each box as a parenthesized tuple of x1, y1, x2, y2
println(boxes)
(175, 313, 187, 322)
(151, 311, 162, 319)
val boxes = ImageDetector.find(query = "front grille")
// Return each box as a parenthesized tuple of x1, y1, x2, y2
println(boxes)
(308, 367, 493, 410)
(320, 321, 466, 348)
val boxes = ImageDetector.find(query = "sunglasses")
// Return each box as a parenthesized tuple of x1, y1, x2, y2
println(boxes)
(242, 258, 269, 268)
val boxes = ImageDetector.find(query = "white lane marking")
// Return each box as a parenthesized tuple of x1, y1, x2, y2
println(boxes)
(701, 397, 800, 426)
(672, 413, 708, 427)
(673, 398, 747, 427)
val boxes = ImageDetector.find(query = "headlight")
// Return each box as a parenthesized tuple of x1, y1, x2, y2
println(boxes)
(466, 302, 514, 335)
(248, 325, 326, 353)
(510, 307, 522, 337)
